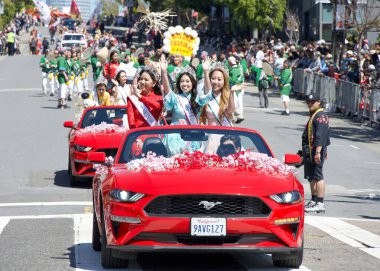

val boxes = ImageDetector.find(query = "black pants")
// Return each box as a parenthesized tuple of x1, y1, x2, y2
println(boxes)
(7, 42, 14, 56)
(258, 88, 269, 108)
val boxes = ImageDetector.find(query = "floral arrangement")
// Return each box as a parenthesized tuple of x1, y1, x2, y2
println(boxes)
(76, 122, 127, 136)
(126, 151, 295, 176)
(93, 156, 114, 175)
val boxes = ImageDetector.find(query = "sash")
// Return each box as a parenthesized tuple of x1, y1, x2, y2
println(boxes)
(129, 95, 158, 126)
(208, 94, 232, 127)
(177, 94, 198, 125)
(117, 85, 129, 105)
(93, 90, 102, 105)
(308, 108, 324, 161)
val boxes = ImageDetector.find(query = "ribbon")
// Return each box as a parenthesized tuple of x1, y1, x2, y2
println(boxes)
(129, 95, 158, 126)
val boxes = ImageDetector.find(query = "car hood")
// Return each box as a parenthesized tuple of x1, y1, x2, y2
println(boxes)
(112, 167, 296, 196)
(73, 132, 124, 149)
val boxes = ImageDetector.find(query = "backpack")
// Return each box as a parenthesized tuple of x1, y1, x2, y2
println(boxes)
(30, 39, 37, 47)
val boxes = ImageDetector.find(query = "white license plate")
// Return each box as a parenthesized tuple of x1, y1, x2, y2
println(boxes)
(190, 218, 226, 236)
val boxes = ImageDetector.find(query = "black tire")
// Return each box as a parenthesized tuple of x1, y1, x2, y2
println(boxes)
(272, 241, 303, 268)
(92, 210, 101, 251)
(68, 156, 78, 186)
(100, 205, 129, 269)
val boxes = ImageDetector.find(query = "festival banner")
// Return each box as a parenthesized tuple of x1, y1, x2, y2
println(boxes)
(70, 0, 81, 19)
(162, 26, 200, 57)
(32, 0, 51, 25)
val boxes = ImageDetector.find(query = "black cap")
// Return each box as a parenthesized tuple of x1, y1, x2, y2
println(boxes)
(306, 94, 321, 101)
(81, 92, 90, 99)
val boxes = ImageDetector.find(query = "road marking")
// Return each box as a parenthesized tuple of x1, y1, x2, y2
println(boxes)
(0, 214, 90, 219)
(363, 162, 380, 165)
(306, 216, 380, 259)
(0, 201, 92, 207)
(350, 145, 359, 150)
(0, 88, 41, 93)
(0, 217, 10, 235)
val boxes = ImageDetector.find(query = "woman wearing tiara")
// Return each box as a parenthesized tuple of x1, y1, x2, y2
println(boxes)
(126, 66, 163, 129)
(196, 58, 241, 154)
(160, 56, 202, 154)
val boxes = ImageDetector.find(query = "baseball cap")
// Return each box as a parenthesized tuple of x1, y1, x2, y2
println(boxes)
(228, 56, 237, 65)
(306, 94, 321, 102)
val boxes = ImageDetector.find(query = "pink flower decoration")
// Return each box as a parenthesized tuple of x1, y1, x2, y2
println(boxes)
(125, 151, 295, 176)
(76, 122, 128, 136)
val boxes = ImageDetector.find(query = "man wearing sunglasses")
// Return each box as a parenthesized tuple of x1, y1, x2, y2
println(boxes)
(302, 94, 330, 214)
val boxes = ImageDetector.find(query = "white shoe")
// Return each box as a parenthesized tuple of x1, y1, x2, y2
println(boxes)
(305, 200, 316, 209)
(305, 202, 325, 214)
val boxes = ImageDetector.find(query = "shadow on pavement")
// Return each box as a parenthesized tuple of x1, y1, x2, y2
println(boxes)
(53, 170, 91, 189)
(359, 215, 380, 220)
(41, 106, 60, 109)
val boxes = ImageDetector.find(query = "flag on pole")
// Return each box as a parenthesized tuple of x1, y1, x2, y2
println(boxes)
(70, 0, 81, 19)
(32, 0, 51, 25)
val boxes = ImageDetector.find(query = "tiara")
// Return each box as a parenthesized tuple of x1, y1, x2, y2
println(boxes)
(169, 65, 197, 83)
(210, 61, 228, 72)
(143, 62, 161, 82)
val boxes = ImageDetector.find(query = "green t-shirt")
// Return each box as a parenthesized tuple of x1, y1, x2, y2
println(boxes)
(280, 68, 292, 96)
(39, 56, 50, 73)
(57, 56, 68, 84)
(229, 65, 244, 86)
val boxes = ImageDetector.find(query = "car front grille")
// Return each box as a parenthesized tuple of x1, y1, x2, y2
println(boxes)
(144, 195, 271, 218)
(98, 148, 118, 158)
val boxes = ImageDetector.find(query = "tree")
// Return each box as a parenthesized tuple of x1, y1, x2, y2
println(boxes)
(331, 0, 380, 65)
(0, 0, 16, 29)
(215, 0, 287, 31)
(285, 8, 300, 45)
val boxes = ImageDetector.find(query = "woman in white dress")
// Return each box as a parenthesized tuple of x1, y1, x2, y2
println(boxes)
(111, 70, 131, 105)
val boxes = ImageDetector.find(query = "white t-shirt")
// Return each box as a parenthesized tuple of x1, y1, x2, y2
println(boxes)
(255, 50, 265, 68)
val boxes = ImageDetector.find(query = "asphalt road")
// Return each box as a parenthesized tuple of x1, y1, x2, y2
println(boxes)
(0, 47, 379, 271)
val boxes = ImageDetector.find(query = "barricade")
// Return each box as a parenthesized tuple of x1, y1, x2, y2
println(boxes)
(370, 89, 380, 125)
(293, 69, 379, 128)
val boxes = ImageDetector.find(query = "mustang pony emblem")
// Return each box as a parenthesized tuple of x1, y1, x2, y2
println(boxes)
(199, 201, 222, 210)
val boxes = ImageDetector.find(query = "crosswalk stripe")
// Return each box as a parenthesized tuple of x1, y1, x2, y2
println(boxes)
(306, 216, 380, 259)
(0, 217, 10, 235)
(0, 201, 92, 207)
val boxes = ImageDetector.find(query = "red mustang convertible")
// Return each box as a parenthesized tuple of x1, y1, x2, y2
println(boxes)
(63, 106, 129, 185)
(89, 126, 304, 269)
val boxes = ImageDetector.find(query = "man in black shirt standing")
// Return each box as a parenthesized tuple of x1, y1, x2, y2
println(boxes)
(302, 94, 330, 213)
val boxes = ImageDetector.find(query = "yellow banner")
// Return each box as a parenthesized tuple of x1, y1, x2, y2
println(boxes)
(169, 33, 196, 57)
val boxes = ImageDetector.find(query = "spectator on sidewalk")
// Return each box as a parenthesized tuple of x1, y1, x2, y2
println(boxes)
(303, 94, 330, 214)
(6, 28, 15, 56)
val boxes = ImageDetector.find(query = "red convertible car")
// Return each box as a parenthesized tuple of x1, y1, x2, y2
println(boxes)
(89, 126, 304, 269)
(63, 106, 128, 185)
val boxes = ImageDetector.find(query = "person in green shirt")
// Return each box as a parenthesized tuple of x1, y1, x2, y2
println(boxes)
(90, 49, 103, 82)
(275, 60, 292, 115)
(7, 30, 15, 56)
(57, 49, 70, 109)
(40, 49, 55, 96)
(49, 50, 59, 96)
(228, 56, 245, 123)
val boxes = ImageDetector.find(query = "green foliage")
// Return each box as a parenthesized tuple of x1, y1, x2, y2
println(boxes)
(217, 0, 286, 30)
(0, 0, 16, 29)
(101, 0, 119, 16)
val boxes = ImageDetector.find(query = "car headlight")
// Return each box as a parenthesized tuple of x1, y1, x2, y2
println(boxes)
(269, 191, 302, 204)
(73, 145, 92, 152)
(109, 189, 145, 203)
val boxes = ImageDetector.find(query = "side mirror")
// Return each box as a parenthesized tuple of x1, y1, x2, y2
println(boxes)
(63, 121, 75, 128)
(87, 152, 106, 164)
(284, 154, 302, 166)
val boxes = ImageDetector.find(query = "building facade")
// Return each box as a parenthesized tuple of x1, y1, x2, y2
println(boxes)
(288, 0, 333, 42)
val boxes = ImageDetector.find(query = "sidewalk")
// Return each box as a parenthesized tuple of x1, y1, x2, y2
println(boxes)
(244, 81, 380, 153)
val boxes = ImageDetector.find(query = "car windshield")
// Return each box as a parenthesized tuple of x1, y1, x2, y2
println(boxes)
(63, 35, 84, 41)
(80, 108, 128, 128)
(119, 128, 272, 163)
